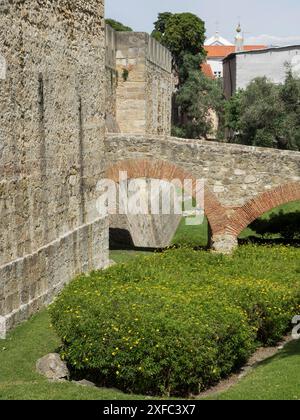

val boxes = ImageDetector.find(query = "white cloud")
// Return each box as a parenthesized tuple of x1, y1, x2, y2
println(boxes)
(246, 34, 300, 47)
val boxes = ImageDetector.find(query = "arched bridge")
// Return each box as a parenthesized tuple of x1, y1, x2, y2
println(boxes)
(105, 134, 300, 252)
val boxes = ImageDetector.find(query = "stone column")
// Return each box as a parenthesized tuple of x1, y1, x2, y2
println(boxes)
(211, 233, 238, 254)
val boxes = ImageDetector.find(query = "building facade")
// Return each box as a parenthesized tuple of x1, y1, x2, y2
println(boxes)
(223, 45, 300, 98)
(204, 26, 266, 78)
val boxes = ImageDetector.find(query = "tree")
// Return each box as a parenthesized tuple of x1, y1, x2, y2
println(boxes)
(105, 19, 133, 32)
(151, 12, 206, 74)
(152, 12, 221, 139)
(225, 74, 300, 150)
(279, 68, 300, 150)
(152, 12, 173, 43)
(175, 64, 225, 139)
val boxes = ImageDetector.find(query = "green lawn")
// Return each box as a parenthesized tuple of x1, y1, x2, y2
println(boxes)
(239, 200, 300, 239)
(172, 200, 300, 245)
(172, 216, 209, 248)
(110, 250, 154, 265)
(212, 339, 300, 400)
(0, 310, 147, 400)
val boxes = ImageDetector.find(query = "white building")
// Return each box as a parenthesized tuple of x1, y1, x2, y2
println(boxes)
(223, 45, 300, 98)
(204, 26, 266, 78)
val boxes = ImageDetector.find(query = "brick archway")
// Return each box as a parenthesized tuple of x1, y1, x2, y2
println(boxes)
(226, 182, 300, 237)
(105, 159, 228, 236)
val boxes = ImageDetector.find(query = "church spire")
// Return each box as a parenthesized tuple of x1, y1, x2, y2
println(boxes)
(235, 23, 244, 52)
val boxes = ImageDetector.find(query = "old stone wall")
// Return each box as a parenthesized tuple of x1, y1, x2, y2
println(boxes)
(115, 32, 147, 134)
(105, 135, 300, 208)
(105, 25, 119, 133)
(113, 32, 172, 135)
(0, 0, 109, 337)
(145, 60, 173, 136)
(144, 37, 173, 136)
(105, 134, 300, 251)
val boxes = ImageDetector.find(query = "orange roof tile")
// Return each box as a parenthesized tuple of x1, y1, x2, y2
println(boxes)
(205, 45, 267, 58)
(201, 63, 215, 79)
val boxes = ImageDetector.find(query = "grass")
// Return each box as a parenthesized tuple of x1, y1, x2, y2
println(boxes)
(0, 310, 147, 400)
(212, 339, 300, 400)
(171, 216, 209, 248)
(110, 250, 153, 265)
(239, 200, 300, 239)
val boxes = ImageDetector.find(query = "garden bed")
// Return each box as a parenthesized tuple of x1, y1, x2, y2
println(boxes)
(50, 245, 300, 397)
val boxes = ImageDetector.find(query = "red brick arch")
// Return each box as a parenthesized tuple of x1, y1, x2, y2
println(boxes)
(226, 182, 300, 237)
(105, 159, 228, 235)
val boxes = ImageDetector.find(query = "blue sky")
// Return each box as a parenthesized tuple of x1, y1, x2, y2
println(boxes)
(106, 0, 300, 46)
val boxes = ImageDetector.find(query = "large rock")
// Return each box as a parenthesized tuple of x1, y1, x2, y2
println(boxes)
(73, 379, 96, 387)
(36, 353, 69, 381)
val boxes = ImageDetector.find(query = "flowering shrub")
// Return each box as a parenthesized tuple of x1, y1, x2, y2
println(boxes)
(50, 245, 300, 396)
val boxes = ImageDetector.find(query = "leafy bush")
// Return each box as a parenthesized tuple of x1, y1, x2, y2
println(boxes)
(105, 19, 133, 32)
(50, 246, 300, 397)
(225, 71, 300, 150)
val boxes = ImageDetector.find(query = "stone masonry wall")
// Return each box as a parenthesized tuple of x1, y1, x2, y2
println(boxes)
(0, 0, 109, 337)
(114, 32, 172, 135)
(105, 24, 119, 133)
(105, 135, 300, 208)
(145, 37, 173, 136)
(115, 32, 148, 134)
(105, 134, 300, 251)
(145, 61, 173, 136)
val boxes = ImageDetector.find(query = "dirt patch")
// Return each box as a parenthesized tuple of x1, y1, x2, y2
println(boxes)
(197, 335, 294, 399)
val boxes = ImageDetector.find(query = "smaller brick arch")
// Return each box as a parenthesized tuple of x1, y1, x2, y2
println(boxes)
(105, 159, 229, 236)
(226, 182, 300, 237)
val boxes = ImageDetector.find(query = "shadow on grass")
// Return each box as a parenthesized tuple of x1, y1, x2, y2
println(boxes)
(254, 339, 300, 369)
(239, 237, 300, 248)
(109, 228, 159, 252)
(110, 228, 209, 252)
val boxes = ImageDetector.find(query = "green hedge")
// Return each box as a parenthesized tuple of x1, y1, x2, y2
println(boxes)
(50, 246, 300, 396)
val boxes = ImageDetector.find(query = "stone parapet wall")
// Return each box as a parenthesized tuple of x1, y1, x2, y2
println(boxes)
(105, 25, 118, 132)
(145, 60, 173, 135)
(107, 31, 173, 135)
(105, 24, 116, 70)
(115, 32, 148, 134)
(105, 134, 300, 208)
(147, 36, 172, 73)
(105, 134, 300, 249)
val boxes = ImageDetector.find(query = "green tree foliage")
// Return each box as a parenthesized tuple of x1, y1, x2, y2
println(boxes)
(175, 62, 225, 139)
(225, 71, 300, 150)
(151, 12, 173, 43)
(152, 12, 206, 71)
(105, 18, 133, 32)
(152, 12, 224, 139)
